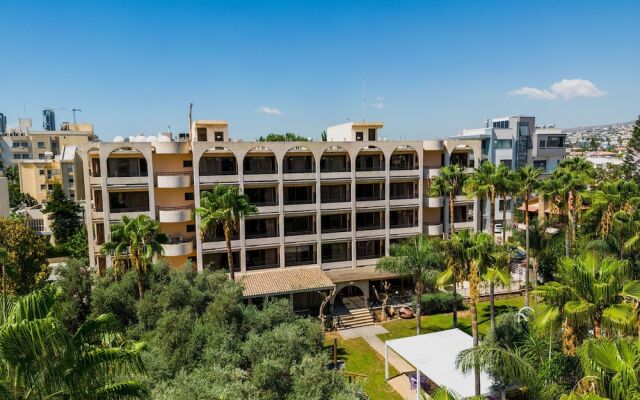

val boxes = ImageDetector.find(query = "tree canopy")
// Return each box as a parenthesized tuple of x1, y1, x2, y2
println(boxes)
(257, 132, 308, 141)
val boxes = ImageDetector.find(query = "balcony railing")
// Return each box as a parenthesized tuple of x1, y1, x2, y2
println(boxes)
(253, 200, 278, 207)
(356, 253, 383, 260)
(107, 171, 148, 178)
(285, 258, 317, 267)
(244, 169, 276, 175)
(246, 262, 279, 270)
(245, 231, 278, 239)
(203, 233, 239, 242)
(356, 224, 384, 231)
(284, 168, 314, 173)
(356, 196, 384, 201)
(201, 169, 237, 176)
(390, 193, 418, 200)
(109, 207, 149, 214)
(321, 226, 350, 233)
(321, 166, 350, 173)
(390, 223, 418, 229)
(284, 198, 315, 205)
(321, 196, 349, 203)
(322, 255, 352, 263)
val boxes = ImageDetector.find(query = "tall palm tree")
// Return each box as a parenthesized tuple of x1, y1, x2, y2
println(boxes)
(577, 337, 640, 400)
(584, 180, 640, 259)
(546, 158, 595, 256)
(0, 284, 148, 398)
(534, 254, 640, 348)
(484, 245, 512, 332)
(465, 161, 499, 236)
(438, 230, 473, 328)
(377, 235, 443, 335)
(515, 165, 542, 307)
(495, 164, 518, 244)
(102, 214, 168, 299)
(195, 184, 257, 280)
(0, 246, 7, 319)
(430, 165, 468, 238)
(466, 232, 497, 396)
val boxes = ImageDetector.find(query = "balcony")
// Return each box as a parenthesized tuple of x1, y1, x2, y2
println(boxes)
(162, 236, 195, 257)
(106, 158, 148, 186)
(454, 221, 475, 230)
(153, 141, 190, 154)
(356, 240, 384, 264)
(108, 207, 150, 220)
(246, 248, 279, 271)
(243, 156, 277, 182)
(156, 172, 192, 189)
(423, 167, 441, 179)
(283, 155, 315, 181)
(157, 206, 193, 223)
(285, 244, 317, 267)
(424, 223, 443, 236)
(424, 196, 444, 208)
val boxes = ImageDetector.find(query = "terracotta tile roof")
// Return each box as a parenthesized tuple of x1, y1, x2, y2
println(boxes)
(235, 266, 335, 298)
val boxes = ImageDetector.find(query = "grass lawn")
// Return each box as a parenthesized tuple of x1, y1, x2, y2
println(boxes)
(378, 296, 524, 342)
(324, 334, 403, 400)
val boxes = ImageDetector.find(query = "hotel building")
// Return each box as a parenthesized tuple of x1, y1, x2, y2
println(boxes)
(82, 120, 487, 307)
(82, 115, 564, 311)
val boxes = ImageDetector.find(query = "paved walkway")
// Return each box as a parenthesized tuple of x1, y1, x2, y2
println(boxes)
(339, 324, 417, 400)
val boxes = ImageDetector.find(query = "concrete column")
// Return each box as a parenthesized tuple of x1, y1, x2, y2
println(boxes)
(417, 146, 424, 236)
(238, 153, 247, 272)
(278, 154, 286, 269)
(351, 149, 357, 268)
(384, 152, 391, 257)
(193, 145, 203, 272)
(315, 154, 322, 266)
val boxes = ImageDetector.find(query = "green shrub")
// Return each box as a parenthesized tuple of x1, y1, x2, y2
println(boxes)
(417, 292, 464, 315)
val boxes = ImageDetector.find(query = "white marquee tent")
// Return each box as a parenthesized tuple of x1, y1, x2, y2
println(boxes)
(384, 328, 494, 399)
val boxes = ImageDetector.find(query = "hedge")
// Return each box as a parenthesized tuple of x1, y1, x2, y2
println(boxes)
(415, 292, 465, 315)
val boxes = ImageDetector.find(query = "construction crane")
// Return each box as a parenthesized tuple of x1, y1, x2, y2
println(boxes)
(43, 107, 83, 124)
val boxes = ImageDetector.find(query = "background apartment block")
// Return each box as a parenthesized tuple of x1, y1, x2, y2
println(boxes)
(0, 115, 94, 202)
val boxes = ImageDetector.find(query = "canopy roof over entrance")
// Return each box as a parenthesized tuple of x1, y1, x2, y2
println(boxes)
(236, 266, 335, 298)
(384, 329, 493, 399)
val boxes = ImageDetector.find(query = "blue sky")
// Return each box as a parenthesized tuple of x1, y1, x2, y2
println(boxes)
(0, 0, 638, 141)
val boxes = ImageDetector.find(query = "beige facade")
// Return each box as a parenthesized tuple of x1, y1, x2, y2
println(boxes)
(18, 145, 84, 203)
(83, 120, 483, 284)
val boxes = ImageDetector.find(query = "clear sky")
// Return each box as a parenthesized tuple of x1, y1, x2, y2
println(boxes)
(0, 0, 638, 141)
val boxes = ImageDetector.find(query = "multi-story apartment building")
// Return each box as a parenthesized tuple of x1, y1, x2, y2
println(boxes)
(0, 117, 94, 203)
(83, 120, 489, 309)
(19, 145, 84, 202)
(456, 115, 567, 229)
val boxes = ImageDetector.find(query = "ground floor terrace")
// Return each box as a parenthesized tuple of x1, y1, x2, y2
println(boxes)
(235, 265, 415, 317)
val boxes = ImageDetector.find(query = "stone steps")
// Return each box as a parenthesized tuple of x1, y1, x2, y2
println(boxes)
(337, 308, 375, 329)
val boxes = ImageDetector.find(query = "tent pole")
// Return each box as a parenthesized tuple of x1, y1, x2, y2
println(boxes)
(416, 367, 420, 400)
(384, 343, 389, 380)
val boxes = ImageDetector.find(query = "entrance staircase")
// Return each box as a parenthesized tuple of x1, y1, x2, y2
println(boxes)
(337, 308, 375, 329)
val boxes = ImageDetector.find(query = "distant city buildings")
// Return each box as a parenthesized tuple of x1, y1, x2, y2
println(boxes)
(0, 112, 95, 202)
(43, 109, 56, 131)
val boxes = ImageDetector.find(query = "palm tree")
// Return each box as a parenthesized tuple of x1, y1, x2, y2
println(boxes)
(466, 232, 497, 396)
(195, 185, 257, 280)
(495, 164, 517, 244)
(0, 246, 7, 319)
(377, 235, 443, 335)
(534, 254, 640, 348)
(546, 158, 595, 255)
(577, 337, 640, 400)
(102, 214, 168, 299)
(484, 246, 512, 332)
(465, 161, 499, 236)
(584, 180, 640, 259)
(0, 284, 148, 398)
(430, 165, 468, 238)
(438, 230, 473, 328)
(515, 165, 542, 307)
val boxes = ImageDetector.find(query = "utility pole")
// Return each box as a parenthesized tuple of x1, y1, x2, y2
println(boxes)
(188, 103, 193, 139)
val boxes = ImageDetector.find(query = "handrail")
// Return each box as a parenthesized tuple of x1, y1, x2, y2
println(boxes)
(156, 205, 194, 211)
(155, 171, 192, 176)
